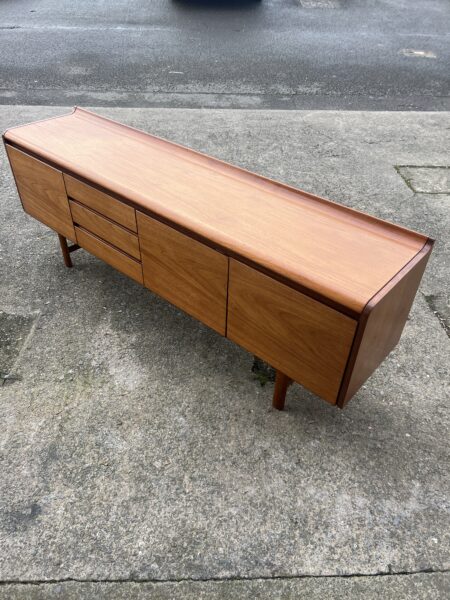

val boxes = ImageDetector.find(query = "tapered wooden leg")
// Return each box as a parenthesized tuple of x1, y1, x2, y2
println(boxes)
(272, 370, 293, 410)
(58, 234, 73, 268)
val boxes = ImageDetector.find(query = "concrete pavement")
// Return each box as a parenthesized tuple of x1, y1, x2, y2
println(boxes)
(0, 107, 449, 597)
(0, 573, 448, 599)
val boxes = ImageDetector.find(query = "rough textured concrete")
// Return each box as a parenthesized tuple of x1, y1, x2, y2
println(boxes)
(0, 0, 449, 110)
(0, 573, 449, 599)
(0, 108, 449, 595)
(0, 311, 36, 382)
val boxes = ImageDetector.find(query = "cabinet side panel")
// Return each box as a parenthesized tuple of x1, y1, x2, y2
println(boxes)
(339, 242, 432, 406)
(6, 144, 75, 240)
(227, 260, 357, 404)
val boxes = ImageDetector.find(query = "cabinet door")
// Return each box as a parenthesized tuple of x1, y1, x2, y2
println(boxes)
(137, 212, 228, 335)
(227, 260, 357, 404)
(6, 145, 75, 240)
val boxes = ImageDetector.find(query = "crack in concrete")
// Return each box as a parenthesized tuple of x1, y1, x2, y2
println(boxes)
(0, 312, 41, 386)
(394, 165, 417, 193)
(0, 567, 448, 586)
(423, 293, 450, 338)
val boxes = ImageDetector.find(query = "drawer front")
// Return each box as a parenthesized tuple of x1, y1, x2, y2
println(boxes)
(137, 212, 228, 335)
(227, 260, 357, 403)
(75, 226, 143, 285)
(65, 175, 137, 232)
(70, 200, 140, 260)
(6, 145, 75, 240)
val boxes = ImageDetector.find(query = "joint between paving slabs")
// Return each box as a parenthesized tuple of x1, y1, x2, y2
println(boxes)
(422, 293, 450, 338)
(0, 566, 448, 587)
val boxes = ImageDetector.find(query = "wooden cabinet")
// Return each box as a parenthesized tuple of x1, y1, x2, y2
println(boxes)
(137, 212, 228, 335)
(6, 145, 75, 240)
(227, 260, 357, 403)
(4, 108, 433, 412)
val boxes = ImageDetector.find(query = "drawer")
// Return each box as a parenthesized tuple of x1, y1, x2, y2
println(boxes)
(70, 200, 140, 260)
(65, 175, 137, 232)
(227, 260, 357, 403)
(6, 145, 75, 240)
(137, 211, 228, 335)
(75, 226, 143, 285)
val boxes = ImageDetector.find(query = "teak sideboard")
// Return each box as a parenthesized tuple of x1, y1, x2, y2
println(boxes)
(4, 108, 433, 410)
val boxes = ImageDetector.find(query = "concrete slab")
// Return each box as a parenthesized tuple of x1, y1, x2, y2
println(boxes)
(0, 573, 449, 600)
(397, 166, 450, 194)
(0, 108, 449, 593)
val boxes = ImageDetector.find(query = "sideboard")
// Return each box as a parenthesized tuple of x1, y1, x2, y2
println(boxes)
(3, 108, 433, 410)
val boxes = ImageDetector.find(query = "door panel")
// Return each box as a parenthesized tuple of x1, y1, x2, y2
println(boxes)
(137, 212, 228, 335)
(227, 260, 357, 403)
(6, 145, 75, 240)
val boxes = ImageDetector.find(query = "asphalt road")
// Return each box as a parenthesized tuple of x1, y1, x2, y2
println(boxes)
(0, 0, 449, 110)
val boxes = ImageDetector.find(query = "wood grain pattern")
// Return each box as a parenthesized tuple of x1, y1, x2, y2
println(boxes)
(69, 200, 140, 259)
(137, 211, 228, 335)
(227, 260, 357, 403)
(6, 144, 75, 240)
(75, 226, 143, 284)
(337, 240, 433, 407)
(65, 174, 137, 232)
(3, 108, 428, 315)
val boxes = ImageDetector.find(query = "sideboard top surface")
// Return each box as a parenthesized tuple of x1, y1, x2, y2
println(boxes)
(4, 108, 428, 314)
